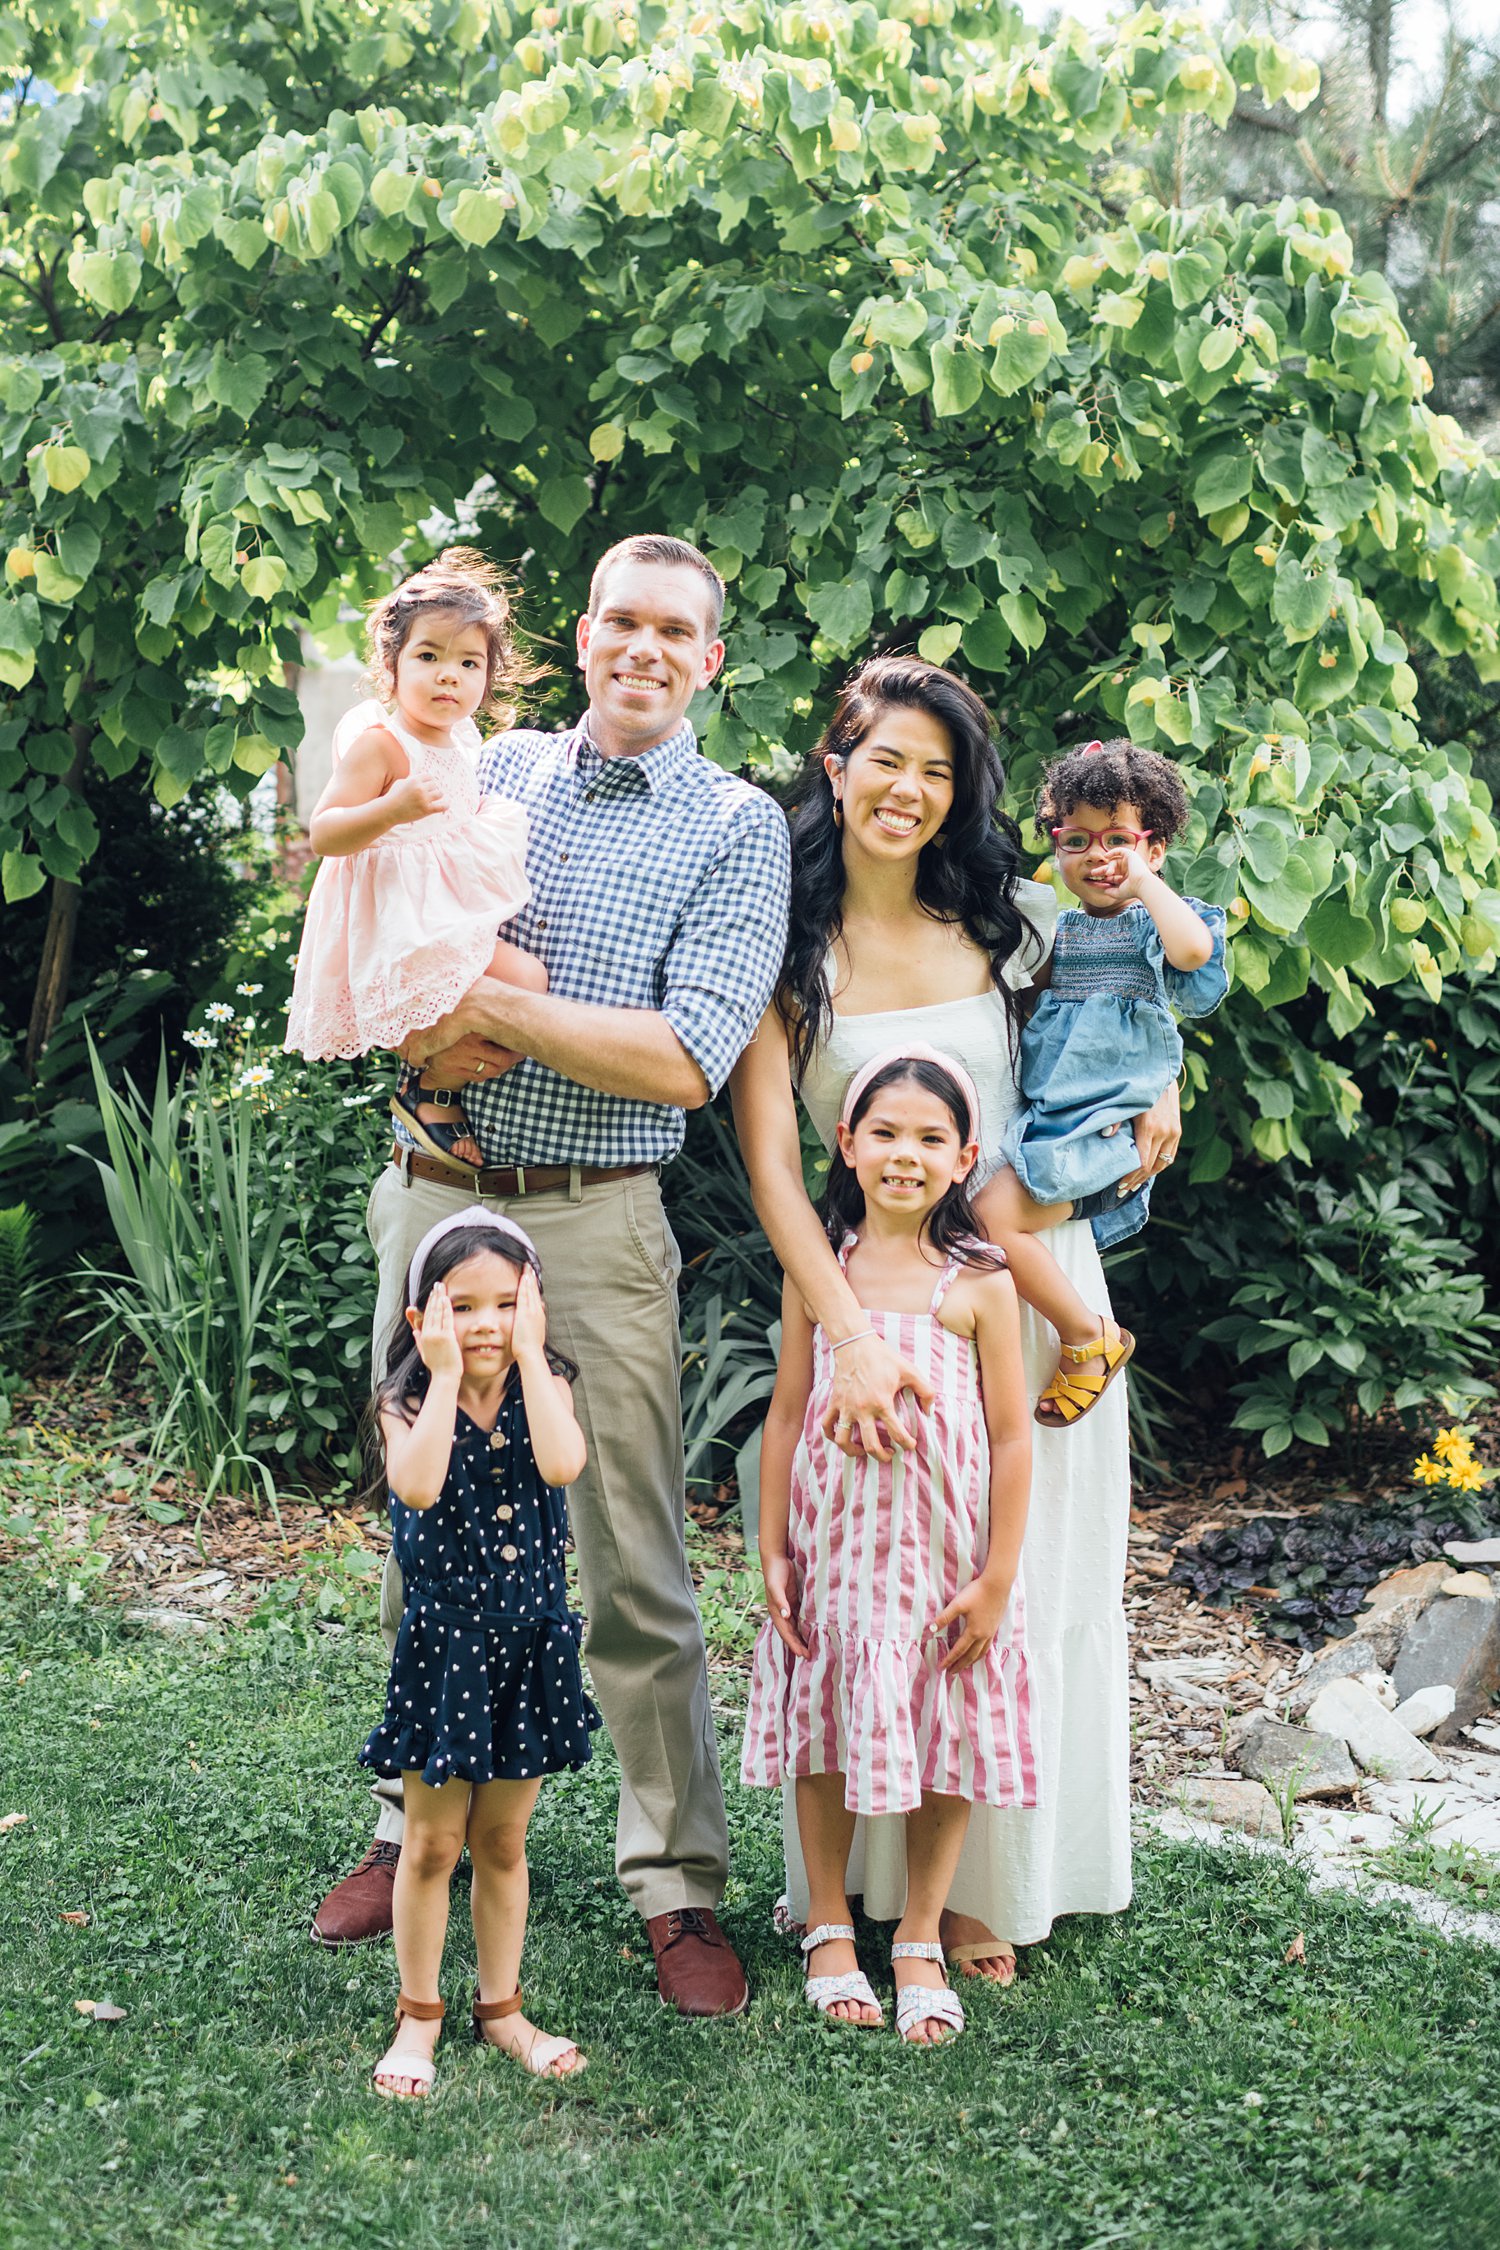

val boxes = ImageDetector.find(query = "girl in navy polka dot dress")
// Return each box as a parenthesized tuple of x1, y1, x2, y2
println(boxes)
(360, 1207, 599, 2098)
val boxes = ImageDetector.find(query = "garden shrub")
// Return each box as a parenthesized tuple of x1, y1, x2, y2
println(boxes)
(8, 0, 1500, 1450)
(84, 990, 385, 1496)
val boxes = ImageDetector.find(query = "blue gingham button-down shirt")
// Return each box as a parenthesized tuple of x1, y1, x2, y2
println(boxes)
(457, 715, 790, 1168)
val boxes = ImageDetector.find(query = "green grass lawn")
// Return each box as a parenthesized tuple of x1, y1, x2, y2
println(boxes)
(3, 1603, 1499, 2250)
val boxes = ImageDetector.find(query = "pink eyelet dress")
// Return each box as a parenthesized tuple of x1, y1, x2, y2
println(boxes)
(284, 701, 530, 1061)
(741, 1238, 1038, 1819)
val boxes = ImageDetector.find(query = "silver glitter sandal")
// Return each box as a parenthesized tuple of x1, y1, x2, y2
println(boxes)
(801, 1923, 883, 2026)
(891, 1940, 965, 2045)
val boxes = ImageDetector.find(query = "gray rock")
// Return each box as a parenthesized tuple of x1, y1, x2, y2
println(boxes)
(1284, 1635, 1387, 1718)
(1392, 1595, 1500, 1742)
(1304, 1677, 1445, 1783)
(1391, 1683, 1458, 1739)
(1233, 1717, 1359, 1800)
(1179, 1777, 1282, 1838)
(1358, 1560, 1454, 1664)
(1446, 1538, 1500, 1566)
(122, 1606, 214, 1636)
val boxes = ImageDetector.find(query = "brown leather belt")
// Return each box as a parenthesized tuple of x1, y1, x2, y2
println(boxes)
(390, 1144, 653, 1199)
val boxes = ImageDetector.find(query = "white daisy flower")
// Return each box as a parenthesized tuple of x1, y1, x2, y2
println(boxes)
(239, 1066, 274, 1089)
(204, 1002, 236, 1022)
(236, 982, 264, 997)
(185, 1030, 217, 1051)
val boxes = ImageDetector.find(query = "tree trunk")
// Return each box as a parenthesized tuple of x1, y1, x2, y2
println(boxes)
(1368, 0, 1394, 272)
(22, 726, 89, 1078)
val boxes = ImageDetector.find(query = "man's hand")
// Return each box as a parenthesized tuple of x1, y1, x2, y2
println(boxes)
(405, 1035, 517, 1091)
(1118, 1077, 1181, 1192)
(821, 1332, 934, 1462)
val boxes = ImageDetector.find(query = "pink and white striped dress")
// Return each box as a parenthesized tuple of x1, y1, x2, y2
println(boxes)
(741, 1241, 1038, 1819)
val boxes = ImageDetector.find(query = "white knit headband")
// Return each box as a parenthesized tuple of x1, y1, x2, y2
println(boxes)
(407, 1206, 540, 1305)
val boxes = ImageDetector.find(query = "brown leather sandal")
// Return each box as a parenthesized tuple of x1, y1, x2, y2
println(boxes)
(372, 1992, 444, 2099)
(473, 1987, 586, 2079)
(1035, 1321, 1135, 1428)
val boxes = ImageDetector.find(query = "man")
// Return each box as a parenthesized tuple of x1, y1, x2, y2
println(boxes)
(312, 535, 791, 2016)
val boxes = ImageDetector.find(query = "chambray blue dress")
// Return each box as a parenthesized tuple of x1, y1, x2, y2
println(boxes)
(1000, 900, 1227, 1249)
(359, 1385, 599, 1787)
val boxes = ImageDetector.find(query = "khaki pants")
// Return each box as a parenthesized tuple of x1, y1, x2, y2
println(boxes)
(365, 1160, 729, 1918)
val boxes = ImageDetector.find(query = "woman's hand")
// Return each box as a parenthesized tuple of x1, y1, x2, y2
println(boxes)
(822, 1331, 934, 1461)
(413, 1282, 464, 1383)
(932, 1574, 1012, 1672)
(510, 1265, 548, 1367)
(762, 1555, 809, 1658)
(1118, 1077, 1181, 1192)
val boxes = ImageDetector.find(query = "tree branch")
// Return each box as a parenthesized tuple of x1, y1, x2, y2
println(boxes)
(1232, 102, 1300, 139)
(361, 251, 424, 359)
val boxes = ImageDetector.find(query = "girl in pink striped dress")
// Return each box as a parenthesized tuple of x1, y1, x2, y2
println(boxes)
(742, 1044, 1036, 2046)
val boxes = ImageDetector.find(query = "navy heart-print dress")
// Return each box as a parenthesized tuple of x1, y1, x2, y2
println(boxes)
(359, 1384, 599, 1788)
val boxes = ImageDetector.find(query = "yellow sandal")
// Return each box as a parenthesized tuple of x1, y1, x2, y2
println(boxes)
(1035, 1321, 1134, 1428)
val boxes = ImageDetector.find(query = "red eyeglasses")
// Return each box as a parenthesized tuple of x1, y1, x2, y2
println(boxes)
(1050, 825, 1153, 855)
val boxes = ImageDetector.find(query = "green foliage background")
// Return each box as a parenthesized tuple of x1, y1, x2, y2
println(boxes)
(4, 0, 1500, 1451)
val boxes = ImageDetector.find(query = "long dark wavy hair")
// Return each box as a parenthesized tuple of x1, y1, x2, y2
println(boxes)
(357, 1225, 576, 1503)
(823, 1057, 1006, 1274)
(779, 655, 1034, 1087)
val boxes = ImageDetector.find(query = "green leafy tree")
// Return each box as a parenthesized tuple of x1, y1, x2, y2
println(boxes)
(1147, 0, 1500, 425)
(4, 0, 1500, 1232)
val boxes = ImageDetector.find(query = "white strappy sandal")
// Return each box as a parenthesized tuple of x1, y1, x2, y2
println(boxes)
(801, 1923, 884, 2026)
(891, 1940, 966, 2046)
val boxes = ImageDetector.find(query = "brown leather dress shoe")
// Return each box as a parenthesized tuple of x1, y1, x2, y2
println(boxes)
(311, 1840, 400, 1946)
(646, 1908, 748, 2017)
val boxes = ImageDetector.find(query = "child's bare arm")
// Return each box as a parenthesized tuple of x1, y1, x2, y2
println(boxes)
(1117, 854, 1214, 970)
(933, 1265, 1032, 1671)
(381, 1386, 461, 1511)
(759, 1276, 816, 1657)
(510, 1269, 587, 1486)
(308, 727, 448, 857)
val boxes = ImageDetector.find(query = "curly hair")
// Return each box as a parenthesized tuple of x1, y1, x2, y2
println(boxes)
(365, 547, 544, 730)
(1039, 736, 1190, 846)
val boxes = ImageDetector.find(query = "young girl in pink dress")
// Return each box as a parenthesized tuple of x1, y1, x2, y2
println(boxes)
(285, 548, 545, 1167)
(742, 1044, 1036, 2047)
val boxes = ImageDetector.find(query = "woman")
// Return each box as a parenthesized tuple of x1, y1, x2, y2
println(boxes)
(731, 657, 1179, 1975)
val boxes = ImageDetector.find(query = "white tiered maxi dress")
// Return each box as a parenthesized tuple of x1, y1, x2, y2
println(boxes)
(781, 889, 1132, 1944)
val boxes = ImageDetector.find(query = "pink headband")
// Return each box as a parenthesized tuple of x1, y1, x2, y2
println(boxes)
(838, 1042, 982, 1142)
(408, 1205, 539, 1305)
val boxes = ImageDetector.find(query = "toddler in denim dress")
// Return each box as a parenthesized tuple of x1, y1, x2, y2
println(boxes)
(986, 738, 1226, 1429)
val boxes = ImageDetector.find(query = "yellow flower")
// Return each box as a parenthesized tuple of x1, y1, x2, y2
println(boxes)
(1433, 1426, 1473, 1464)
(1447, 1459, 1485, 1493)
(1412, 1455, 1445, 1485)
